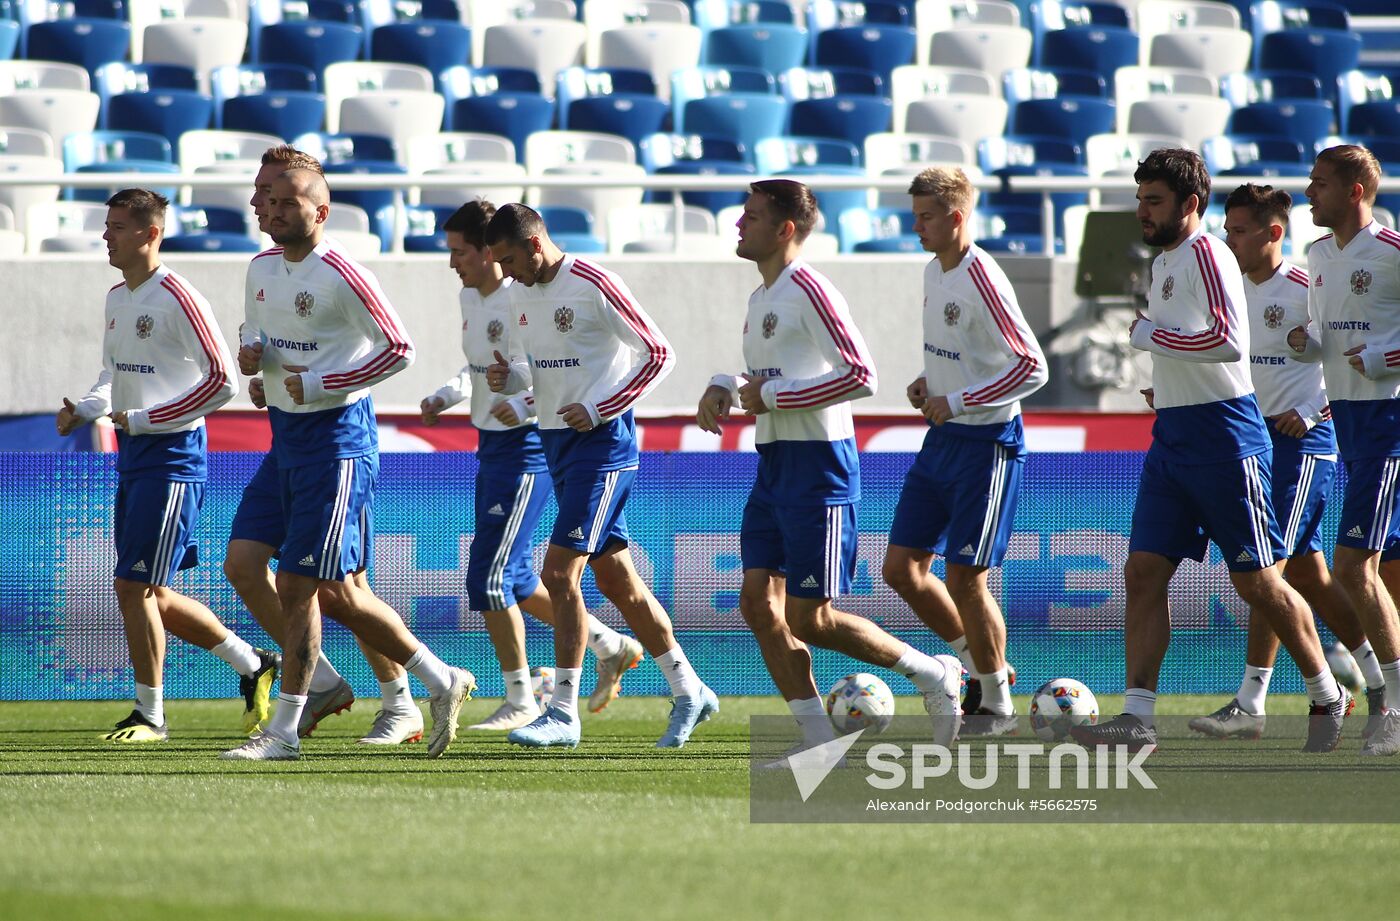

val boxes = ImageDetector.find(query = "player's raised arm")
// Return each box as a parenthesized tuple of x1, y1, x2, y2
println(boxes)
(759, 268, 877, 413)
(581, 266, 675, 425)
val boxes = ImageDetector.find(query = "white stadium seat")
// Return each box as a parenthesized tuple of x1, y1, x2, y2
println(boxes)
(0, 155, 62, 239)
(926, 25, 1033, 80)
(904, 95, 1009, 149)
(406, 132, 517, 175)
(482, 21, 588, 98)
(535, 162, 647, 239)
(25, 201, 108, 255)
(417, 162, 528, 207)
(0, 61, 91, 93)
(526, 130, 636, 175)
(890, 65, 998, 133)
(0, 126, 56, 158)
(595, 24, 703, 100)
(1126, 96, 1232, 149)
(339, 92, 447, 166)
(1147, 28, 1252, 79)
(322, 62, 435, 135)
(467, 0, 578, 65)
(0, 90, 100, 149)
(141, 19, 250, 92)
(1113, 66, 1218, 132)
(178, 129, 282, 171)
(607, 203, 716, 253)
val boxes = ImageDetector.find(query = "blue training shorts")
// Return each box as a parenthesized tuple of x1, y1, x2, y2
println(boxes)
(549, 463, 634, 555)
(277, 455, 376, 581)
(1269, 436, 1337, 559)
(467, 468, 550, 611)
(228, 451, 285, 551)
(114, 478, 203, 585)
(741, 492, 857, 600)
(1335, 456, 1400, 553)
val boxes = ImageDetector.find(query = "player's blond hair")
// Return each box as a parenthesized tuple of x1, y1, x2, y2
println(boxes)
(1315, 144, 1382, 205)
(907, 166, 976, 215)
(260, 144, 324, 174)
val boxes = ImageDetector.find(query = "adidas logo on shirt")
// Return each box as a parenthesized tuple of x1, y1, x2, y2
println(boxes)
(255, 289, 265, 302)
(959, 544, 975, 556)
(567, 527, 585, 540)
(131, 560, 148, 573)
(1348, 526, 1366, 539)
(300, 554, 315, 566)
(488, 504, 505, 516)
(519, 313, 528, 326)
(800, 575, 819, 588)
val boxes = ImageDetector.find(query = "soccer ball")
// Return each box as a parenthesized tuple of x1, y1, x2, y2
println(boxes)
(825, 673, 897, 734)
(530, 666, 555, 710)
(1029, 678, 1099, 742)
(1327, 642, 1364, 694)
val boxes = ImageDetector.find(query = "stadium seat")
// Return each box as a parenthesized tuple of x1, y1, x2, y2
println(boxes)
(1200, 133, 1307, 172)
(162, 232, 263, 252)
(94, 62, 200, 126)
(143, 19, 250, 94)
(789, 95, 892, 147)
(975, 203, 1045, 254)
(186, 160, 259, 211)
(466, 0, 578, 65)
(106, 90, 214, 148)
(704, 25, 809, 73)
(1137, 0, 1242, 50)
(296, 131, 398, 165)
(0, 61, 91, 94)
(221, 93, 327, 141)
(1249, 1, 1350, 68)
(557, 67, 657, 123)
(25, 200, 108, 254)
(1335, 69, 1400, 130)
(815, 25, 918, 85)
(537, 204, 595, 236)
(1085, 130, 1186, 204)
(482, 21, 588, 97)
(323, 62, 434, 134)
(38, 235, 107, 254)
(0, 89, 100, 147)
(416, 161, 527, 207)
(1147, 28, 1253, 80)
(1027, 1, 1130, 65)
(370, 21, 472, 77)
(0, 126, 55, 157)
(692, 0, 794, 31)
(0, 155, 61, 240)
(904, 95, 1009, 149)
(1013, 97, 1116, 146)
(864, 131, 972, 174)
(404, 132, 516, 173)
(258, 22, 365, 85)
(1219, 70, 1324, 109)
(607, 203, 716, 253)
(208, 64, 318, 129)
(535, 162, 647, 241)
(671, 66, 776, 132)
(0, 20, 16, 61)
(1039, 27, 1138, 89)
(525, 130, 636, 174)
(566, 95, 671, 145)
(1258, 30, 1360, 91)
(168, 203, 250, 236)
(1002, 67, 1107, 110)
(1127, 96, 1232, 149)
(180, 129, 284, 170)
(926, 25, 1033, 81)
(26, 18, 129, 80)
(753, 135, 859, 173)
(681, 94, 788, 152)
(1114, 66, 1218, 132)
(639, 132, 745, 171)
(810, 0, 914, 30)
(891, 65, 998, 132)
(597, 24, 704, 101)
(440, 66, 542, 109)
(338, 91, 445, 164)
(915, 0, 1023, 64)
(837, 205, 914, 252)
(1228, 99, 1335, 150)
(449, 94, 555, 162)
(72, 160, 181, 203)
(62, 130, 171, 173)
(779, 66, 883, 103)
(584, 0, 691, 38)
(325, 158, 405, 248)
(1346, 101, 1400, 137)
(978, 134, 1082, 171)
(651, 159, 754, 213)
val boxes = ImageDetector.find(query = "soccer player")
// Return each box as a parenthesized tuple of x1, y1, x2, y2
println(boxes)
(881, 167, 1048, 736)
(1070, 149, 1348, 753)
(56, 188, 278, 742)
(696, 179, 964, 754)
(1189, 183, 1382, 739)
(221, 168, 474, 761)
(1287, 144, 1400, 754)
(419, 200, 643, 730)
(225, 145, 423, 746)
(484, 203, 717, 749)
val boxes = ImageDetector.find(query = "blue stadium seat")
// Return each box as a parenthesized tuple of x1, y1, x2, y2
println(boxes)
(93, 63, 199, 126)
(553, 232, 607, 253)
(223, 92, 328, 140)
(681, 94, 789, 152)
(1347, 101, 1400, 137)
(325, 159, 406, 248)
(404, 202, 458, 236)
(1228, 100, 1335, 150)
(72, 0, 125, 18)
(1039, 27, 1138, 89)
(1258, 30, 1361, 92)
(292, 131, 398, 164)
(753, 136, 860, 173)
(72, 161, 180, 203)
(1029, 1, 1131, 64)
(789, 96, 891, 147)
(1336, 69, 1400, 131)
(1003, 68, 1108, 109)
(566, 95, 671, 146)
(247, 0, 359, 60)
(448, 94, 555, 163)
(1219, 70, 1325, 110)
(978, 135, 1082, 172)
(106, 91, 214, 147)
(779, 67, 884, 102)
(810, 0, 913, 28)
(27, 18, 130, 79)
(704, 25, 809, 73)
(639, 133, 747, 171)
(170, 204, 249, 236)
(210, 64, 318, 127)
(1201, 133, 1307, 172)
(0, 21, 17, 61)
(977, 204, 1045, 255)
(259, 22, 364, 87)
(403, 233, 447, 252)
(557, 67, 657, 122)
(371, 21, 472, 76)
(654, 160, 755, 213)
(853, 237, 922, 252)
(537, 205, 595, 236)
(63, 130, 172, 172)
(1249, 1, 1350, 68)
(441, 66, 543, 111)
(693, 0, 795, 30)
(163, 232, 262, 253)
(1012, 97, 1116, 145)
(837, 205, 913, 252)
(813, 26, 917, 85)
(672, 66, 777, 132)
(309, 0, 361, 21)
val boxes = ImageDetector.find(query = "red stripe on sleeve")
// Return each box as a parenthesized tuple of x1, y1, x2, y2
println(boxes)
(148, 276, 227, 423)
(570, 260, 669, 418)
(319, 251, 412, 390)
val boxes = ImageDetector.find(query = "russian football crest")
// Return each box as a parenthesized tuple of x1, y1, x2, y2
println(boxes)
(554, 306, 574, 333)
(486, 319, 503, 343)
(135, 315, 153, 339)
(1263, 304, 1284, 329)
(943, 302, 960, 326)
(761, 311, 778, 338)
(1161, 275, 1175, 300)
(1351, 269, 1373, 296)
(294, 291, 315, 317)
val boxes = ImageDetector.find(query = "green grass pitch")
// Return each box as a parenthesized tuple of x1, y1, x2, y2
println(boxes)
(1, 694, 1396, 921)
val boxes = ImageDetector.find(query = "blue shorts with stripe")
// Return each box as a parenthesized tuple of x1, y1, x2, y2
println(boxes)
(1335, 455, 1400, 553)
(741, 493, 857, 599)
(1129, 449, 1285, 572)
(228, 451, 285, 552)
(467, 468, 549, 612)
(888, 432, 1023, 568)
(277, 455, 376, 581)
(1269, 435, 1337, 558)
(549, 464, 633, 555)
(114, 478, 203, 585)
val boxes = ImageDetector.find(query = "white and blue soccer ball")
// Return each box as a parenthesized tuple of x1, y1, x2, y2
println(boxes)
(1327, 642, 1364, 694)
(1029, 678, 1099, 742)
(530, 666, 555, 710)
(825, 673, 897, 734)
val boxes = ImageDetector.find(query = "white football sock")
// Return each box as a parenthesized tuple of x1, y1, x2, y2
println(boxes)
(586, 616, 625, 659)
(891, 645, 947, 693)
(551, 667, 582, 718)
(1123, 688, 1157, 728)
(1303, 670, 1341, 706)
(655, 646, 701, 699)
(135, 682, 163, 726)
(789, 696, 837, 747)
(210, 633, 260, 677)
(978, 666, 1013, 715)
(503, 667, 534, 709)
(308, 653, 343, 693)
(378, 675, 414, 715)
(1351, 641, 1385, 691)
(1381, 660, 1400, 711)
(266, 692, 305, 744)
(1236, 665, 1273, 715)
(404, 645, 452, 697)
(949, 635, 975, 675)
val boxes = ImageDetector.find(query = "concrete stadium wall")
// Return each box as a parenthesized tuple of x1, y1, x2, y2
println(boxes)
(5, 254, 1078, 417)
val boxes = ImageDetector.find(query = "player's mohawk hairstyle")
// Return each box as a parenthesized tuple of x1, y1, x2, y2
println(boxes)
(1133, 148, 1211, 217)
(484, 203, 546, 247)
(261, 144, 324, 175)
